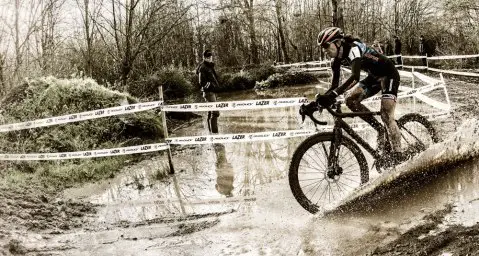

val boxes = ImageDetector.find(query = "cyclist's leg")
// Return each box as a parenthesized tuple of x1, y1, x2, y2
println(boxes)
(345, 75, 383, 132)
(380, 74, 401, 153)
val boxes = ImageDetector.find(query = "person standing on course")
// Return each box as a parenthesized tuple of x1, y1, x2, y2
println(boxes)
(393, 35, 402, 68)
(196, 49, 220, 133)
(384, 39, 394, 57)
(419, 35, 427, 67)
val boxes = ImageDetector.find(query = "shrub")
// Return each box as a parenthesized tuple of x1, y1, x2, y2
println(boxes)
(246, 65, 277, 82)
(0, 76, 164, 184)
(254, 71, 318, 90)
(218, 71, 255, 91)
(128, 68, 194, 100)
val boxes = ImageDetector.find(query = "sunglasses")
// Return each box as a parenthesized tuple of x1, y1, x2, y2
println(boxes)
(321, 39, 340, 49)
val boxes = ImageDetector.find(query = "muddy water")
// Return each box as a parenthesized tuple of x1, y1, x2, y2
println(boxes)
(55, 80, 479, 255)
(64, 85, 321, 226)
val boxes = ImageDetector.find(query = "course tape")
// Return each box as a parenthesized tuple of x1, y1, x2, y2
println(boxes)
(428, 54, 479, 60)
(336, 82, 445, 105)
(0, 110, 451, 161)
(401, 65, 428, 70)
(275, 60, 330, 68)
(303, 67, 331, 72)
(0, 101, 163, 133)
(161, 97, 309, 112)
(0, 98, 310, 132)
(401, 55, 426, 59)
(387, 55, 402, 58)
(427, 67, 479, 77)
(166, 129, 316, 145)
(388, 54, 479, 60)
(0, 143, 169, 161)
(412, 71, 442, 85)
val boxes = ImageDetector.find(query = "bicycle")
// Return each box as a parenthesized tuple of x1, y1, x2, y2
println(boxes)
(289, 100, 440, 214)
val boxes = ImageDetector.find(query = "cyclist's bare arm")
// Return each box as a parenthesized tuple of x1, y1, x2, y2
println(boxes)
(329, 58, 361, 96)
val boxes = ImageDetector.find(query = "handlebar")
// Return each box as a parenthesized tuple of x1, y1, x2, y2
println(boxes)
(299, 102, 327, 125)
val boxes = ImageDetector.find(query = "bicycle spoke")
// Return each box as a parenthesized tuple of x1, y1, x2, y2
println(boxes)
(401, 124, 427, 147)
(338, 181, 355, 189)
(311, 144, 328, 168)
(304, 179, 323, 196)
(307, 147, 327, 170)
(316, 182, 329, 204)
(308, 179, 326, 201)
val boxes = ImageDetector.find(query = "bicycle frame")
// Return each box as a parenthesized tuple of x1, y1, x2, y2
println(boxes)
(324, 103, 383, 168)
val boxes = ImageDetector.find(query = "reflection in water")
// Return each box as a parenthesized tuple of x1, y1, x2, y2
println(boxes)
(213, 143, 234, 197)
(63, 82, 479, 231)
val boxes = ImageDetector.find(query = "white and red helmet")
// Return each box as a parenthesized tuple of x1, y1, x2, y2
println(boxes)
(317, 27, 344, 47)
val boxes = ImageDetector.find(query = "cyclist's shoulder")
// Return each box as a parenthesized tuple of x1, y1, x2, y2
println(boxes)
(342, 41, 367, 61)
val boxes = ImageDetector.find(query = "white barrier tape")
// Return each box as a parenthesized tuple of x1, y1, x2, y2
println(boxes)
(428, 54, 479, 60)
(401, 55, 427, 59)
(0, 98, 310, 132)
(342, 67, 415, 79)
(398, 84, 451, 111)
(412, 71, 442, 85)
(336, 82, 445, 106)
(161, 97, 309, 112)
(398, 70, 413, 78)
(314, 68, 449, 111)
(402, 65, 428, 70)
(275, 60, 330, 68)
(303, 67, 331, 72)
(0, 143, 169, 161)
(166, 129, 316, 145)
(0, 101, 163, 133)
(387, 55, 402, 58)
(427, 67, 479, 77)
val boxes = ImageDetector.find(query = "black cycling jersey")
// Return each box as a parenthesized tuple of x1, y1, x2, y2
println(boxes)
(330, 40, 399, 97)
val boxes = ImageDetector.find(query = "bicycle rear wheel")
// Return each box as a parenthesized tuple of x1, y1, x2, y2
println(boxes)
(397, 113, 439, 158)
(289, 132, 368, 214)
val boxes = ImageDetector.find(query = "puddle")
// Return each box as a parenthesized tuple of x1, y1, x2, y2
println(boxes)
(54, 80, 479, 255)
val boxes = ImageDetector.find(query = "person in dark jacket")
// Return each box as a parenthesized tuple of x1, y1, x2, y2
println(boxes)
(196, 49, 220, 133)
(384, 39, 394, 57)
(393, 35, 402, 68)
(419, 35, 427, 67)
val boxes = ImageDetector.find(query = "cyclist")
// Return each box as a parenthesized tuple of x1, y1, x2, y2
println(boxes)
(315, 27, 405, 163)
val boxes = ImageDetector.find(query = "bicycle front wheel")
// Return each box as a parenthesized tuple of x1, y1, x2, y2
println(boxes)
(289, 132, 368, 214)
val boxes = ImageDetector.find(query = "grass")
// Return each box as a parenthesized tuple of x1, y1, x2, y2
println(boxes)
(0, 77, 169, 193)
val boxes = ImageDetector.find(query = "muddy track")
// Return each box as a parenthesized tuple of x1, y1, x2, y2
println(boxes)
(1, 77, 478, 255)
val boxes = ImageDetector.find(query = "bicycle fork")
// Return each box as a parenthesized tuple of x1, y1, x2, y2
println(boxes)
(326, 122, 343, 179)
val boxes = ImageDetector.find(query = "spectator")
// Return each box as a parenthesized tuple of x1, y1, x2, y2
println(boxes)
(419, 35, 427, 67)
(371, 40, 384, 54)
(196, 49, 220, 133)
(384, 39, 394, 57)
(393, 35, 402, 68)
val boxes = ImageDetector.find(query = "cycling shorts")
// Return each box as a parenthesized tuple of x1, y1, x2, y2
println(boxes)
(359, 73, 400, 101)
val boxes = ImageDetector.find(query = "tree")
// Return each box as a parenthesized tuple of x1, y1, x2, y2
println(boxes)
(95, 0, 192, 89)
(274, 0, 289, 63)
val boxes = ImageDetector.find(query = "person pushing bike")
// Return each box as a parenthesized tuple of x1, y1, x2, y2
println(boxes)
(315, 27, 406, 164)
